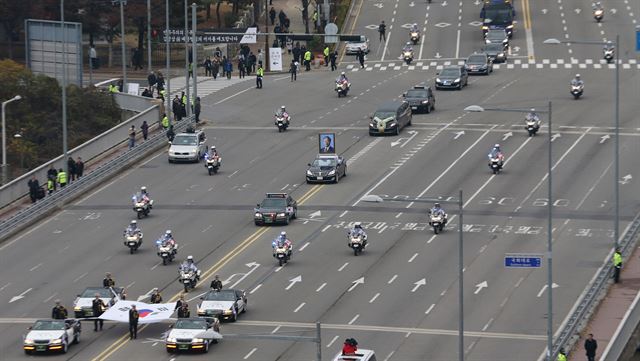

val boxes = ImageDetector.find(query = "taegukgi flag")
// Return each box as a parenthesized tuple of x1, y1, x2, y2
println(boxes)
(99, 300, 177, 324)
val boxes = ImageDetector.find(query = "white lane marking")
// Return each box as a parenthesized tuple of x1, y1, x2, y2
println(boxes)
(201, 225, 213, 233)
(271, 325, 281, 334)
(274, 266, 283, 272)
(408, 253, 418, 262)
(227, 170, 239, 178)
(293, 302, 306, 313)
(537, 285, 548, 298)
(73, 272, 88, 283)
(150, 262, 162, 270)
(214, 87, 253, 105)
(419, 23, 427, 60)
(126, 281, 135, 289)
(440, 290, 446, 296)
(500, 297, 509, 308)
(381, 30, 392, 69)
(384, 351, 395, 361)
(43, 293, 58, 303)
(482, 318, 494, 331)
(455, 29, 461, 59)
(338, 262, 349, 272)
(378, 225, 388, 233)
(250, 284, 262, 294)
(339, 211, 349, 217)
(479, 245, 487, 253)
(299, 242, 310, 251)
(427, 235, 436, 244)
(316, 283, 327, 292)
(29, 263, 43, 272)
(425, 304, 436, 315)
(515, 277, 525, 288)
(327, 335, 340, 348)
(369, 293, 380, 303)
(322, 225, 331, 232)
(243, 347, 258, 359)
(280, 184, 289, 191)
(396, 212, 403, 218)
(348, 314, 360, 325)
(388, 275, 398, 284)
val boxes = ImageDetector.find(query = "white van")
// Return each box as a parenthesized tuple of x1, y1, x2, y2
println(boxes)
(332, 349, 377, 361)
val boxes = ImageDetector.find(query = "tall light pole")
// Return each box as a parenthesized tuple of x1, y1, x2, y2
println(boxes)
(544, 36, 620, 248)
(184, 0, 190, 116)
(362, 192, 465, 361)
(165, 0, 171, 119)
(147, 0, 152, 71)
(1, 95, 22, 185)
(191, 2, 198, 109)
(465, 103, 554, 360)
(61, 0, 69, 175)
(115, 0, 128, 92)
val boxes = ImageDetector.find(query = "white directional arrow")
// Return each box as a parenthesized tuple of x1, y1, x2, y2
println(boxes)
(391, 130, 418, 148)
(226, 262, 260, 289)
(409, 1, 415, 6)
(574, 8, 581, 14)
(619, 174, 633, 184)
(348, 277, 365, 292)
(600, 134, 610, 144)
(512, 46, 521, 53)
(551, 133, 561, 142)
(309, 210, 322, 219)
(286, 275, 302, 290)
(536, 283, 560, 297)
(411, 278, 427, 292)
(435, 52, 442, 58)
(541, 8, 548, 14)
(610, 8, 617, 14)
(453, 131, 465, 140)
(502, 132, 513, 141)
(391, 138, 408, 147)
(474, 281, 488, 294)
(373, 3, 383, 8)
(9, 288, 33, 303)
(442, 0, 448, 6)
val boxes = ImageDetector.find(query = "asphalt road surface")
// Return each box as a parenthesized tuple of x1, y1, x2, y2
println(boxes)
(1, 0, 639, 360)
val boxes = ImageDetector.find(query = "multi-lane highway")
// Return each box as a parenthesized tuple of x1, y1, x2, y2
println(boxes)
(1, 0, 639, 360)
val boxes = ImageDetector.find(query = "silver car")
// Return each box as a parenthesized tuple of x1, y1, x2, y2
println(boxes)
(168, 131, 207, 163)
(345, 36, 370, 55)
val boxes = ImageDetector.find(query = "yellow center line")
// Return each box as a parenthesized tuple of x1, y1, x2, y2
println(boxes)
(522, 0, 531, 30)
(92, 183, 324, 361)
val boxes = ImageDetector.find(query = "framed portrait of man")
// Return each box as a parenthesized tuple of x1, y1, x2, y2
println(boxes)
(318, 133, 336, 154)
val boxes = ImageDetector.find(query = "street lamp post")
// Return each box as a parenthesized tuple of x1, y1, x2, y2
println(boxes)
(112, 0, 128, 92)
(165, 0, 171, 120)
(465, 103, 554, 360)
(61, 0, 69, 176)
(1, 95, 22, 185)
(361, 192, 465, 361)
(184, 0, 190, 116)
(147, 0, 152, 71)
(191, 2, 198, 110)
(544, 35, 620, 248)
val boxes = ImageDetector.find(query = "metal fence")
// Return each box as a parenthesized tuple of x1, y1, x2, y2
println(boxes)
(552, 213, 640, 359)
(0, 116, 194, 242)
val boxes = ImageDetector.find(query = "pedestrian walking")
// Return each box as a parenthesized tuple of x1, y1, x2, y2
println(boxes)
(67, 156, 77, 181)
(330, 51, 338, 71)
(204, 56, 212, 76)
(129, 305, 139, 339)
(172, 96, 182, 122)
(141, 120, 149, 140)
(92, 293, 106, 331)
(180, 92, 187, 118)
(47, 166, 58, 191)
(161, 113, 170, 130)
(289, 60, 298, 81)
(286, 38, 293, 54)
(177, 303, 190, 318)
(222, 56, 229, 77)
(256, 62, 264, 88)
(258, 49, 264, 65)
(156, 72, 165, 93)
(378, 21, 386, 42)
(238, 60, 246, 78)
(278, 9, 286, 27)
(47, 177, 55, 195)
(128, 125, 136, 149)
(150, 288, 163, 303)
(323, 45, 330, 67)
(249, 52, 257, 73)
(225, 61, 233, 80)
(269, 7, 276, 25)
(76, 157, 84, 178)
(90, 45, 98, 69)
(357, 48, 366, 68)
(212, 58, 220, 79)
(557, 348, 567, 361)
(166, 125, 175, 142)
(57, 168, 67, 188)
(613, 248, 622, 283)
(28, 176, 40, 203)
(147, 71, 157, 96)
(194, 97, 201, 123)
(292, 43, 301, 63)
(51, 300, 68, 319)
(585, 333, 597, 361)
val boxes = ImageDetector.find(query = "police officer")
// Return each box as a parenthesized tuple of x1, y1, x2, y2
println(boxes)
(304, 49, 312, 71)
(57, 168, 67, 188)
(613, 248, 622, 283)
(557, 348, 567, 361)
(175, 294, 186, 310)
(129, 305, 139, 339)
(210, 275, 223, 291)
(51, 300, 68, 319)
(103, 272, 115, 288)
(323, 45, 330, 67)
(177, 302, 191, 318)
(256, 62, 264, 89)
(161, 113, 170, 130)
(92, 293, 106, 331)
(150, 288, 163, 303)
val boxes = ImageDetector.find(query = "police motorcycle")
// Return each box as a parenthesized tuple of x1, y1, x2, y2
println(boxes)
(132, 189, 153, 219)
(402, 43, 414, 64)
(335, 73, 351, 97)
(525, 110, 541, 137)
(428, 206, 448, 234)
(274, 106, 291, 132)
(593, 3, 604, 22)
(123, 221, 143, 254)
(178, 256, 201, 292)
(156, 230, 178, 265)
(347, 222, 368, 256)
(488, 145, 504, 174)
(410, 25, 420, 45)
(272, 232, 293, 266)
(570, 76, 584, 99)
(603, 44, 614, 64)
(204, 147, 221, 175)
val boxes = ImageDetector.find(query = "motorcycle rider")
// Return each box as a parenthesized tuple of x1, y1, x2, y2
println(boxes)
(603, 41, 614, 60)
(124, 220, 142, 237)
(272, 231, 293, 257)
(338, 71, 349, 83)
(180, 255, 200, 280)
(348, 222, 368, 246)
(205, 146, 219, 160)
(592, 1, 603, 11)
(429, 202, 448, 223)
(488, 144, 505, 165)
(571, 74, 584, 87)
(403, 42, 414, 54)
(410, 23, 420, 38)
(275, 105, 290, 126)
(525, 108, 541, 128)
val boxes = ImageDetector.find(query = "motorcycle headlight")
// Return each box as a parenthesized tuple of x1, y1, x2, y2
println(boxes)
(50, 339, 62, 344)
(307, 170, 313, 176)
(389, 122, 397, 127)
(498, 52, 505, 57)
(454, 78, 461, 83)
(328, 170, 336, 175)
(485, 38, 491, 44)
(24, 339, 34, 345)
(255, 212, 261, 217)
(192, 338, 204, 343)
(166, 337, 177, 343)
(482, 25, 489, 30)
(277, 212, 286, 217)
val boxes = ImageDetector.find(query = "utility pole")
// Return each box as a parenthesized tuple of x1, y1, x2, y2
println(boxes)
(115, 0, 128, 92)
(147, 0, 152, 71)
(191, 2, 198, 111)
(165, 0, 171, 119)
(61, 0, 69, 174)
(184, 0, 190, 116)
(264, 0, 270, 71)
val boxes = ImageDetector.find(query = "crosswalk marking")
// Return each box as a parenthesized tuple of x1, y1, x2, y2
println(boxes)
(168, 76, 251, 100)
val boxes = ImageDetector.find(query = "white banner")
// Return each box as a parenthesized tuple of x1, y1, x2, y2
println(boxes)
(99, 300, 177, 324)
(269, 48, 282, 71)
(240, 27, 257, 44)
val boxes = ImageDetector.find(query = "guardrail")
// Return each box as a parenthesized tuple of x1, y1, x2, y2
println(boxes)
(599, 289, 640, 361)
(0, 94, 160, 211)
(552, 213, 640, 359)
(0, 116, 194, 242)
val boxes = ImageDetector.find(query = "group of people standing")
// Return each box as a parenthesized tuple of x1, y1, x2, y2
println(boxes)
(27, 158, 85, 203)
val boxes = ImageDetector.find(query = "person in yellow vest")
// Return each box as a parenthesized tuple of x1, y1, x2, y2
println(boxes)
(323, 45, 330, 67)
(557, 348, 567, 361)
(108, 83, 119, 93)
(304, 50, 312, 71)
(613, 248, 622, 283)
(47, 178, 55, 195)
(161, 113, 170, 129)
(312, 10, 318, 32)
(159, 88, 166, 102)
(57, 168, 68, 188)
(256, 62, 264, 89)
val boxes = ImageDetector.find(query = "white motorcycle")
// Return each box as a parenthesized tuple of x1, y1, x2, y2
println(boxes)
(489, 157, 503, 174)
(570, 83, 584, 99)
(603, 48, 614, 63)
(593, 8, 604, 22)
(410, 31, 420, 45)
(273, 243, 292, 266)
(124, 231, 143, 254)
(133, 198, 152, 219)
(429, 213, 446, 234)
(335, 80, 350, 97)
(274, 112, 290, 132)
(348, 232, 367, 256)
(179, 269, 198, 293)
(156, 240, 177, 265)
(205, 156, 221, 175)
(525, 118, 540, 137)
(403, 49, 414, 64)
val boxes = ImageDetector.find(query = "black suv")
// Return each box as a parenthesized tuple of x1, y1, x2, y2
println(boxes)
(435, 66, 469, 90)
(369, 101, 412, 136)
(402, 86, 435, 113)
(465, 53, 493, 75)
(254, 193, 297, 225)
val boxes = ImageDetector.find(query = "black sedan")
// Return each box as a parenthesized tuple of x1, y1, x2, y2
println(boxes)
(482, 43, 507, 63)
(254, 193, 297, 225)
(306, 155, 347, 183)
(465, 53, 493, 75)
(402, 86, 435, 113)
(435, 66, 469, 90)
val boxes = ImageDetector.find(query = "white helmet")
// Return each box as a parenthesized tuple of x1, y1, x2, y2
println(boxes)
(575, 74, 581, 78)
(131, 220, 137, 225)
(341, 71, 346, 76)
(354, 222, 362, 228)
(494, 143, 500, 148)
(166, 230, 172, 235)
(211, 145, 216, 150)
(281, 105, 286, 109)
(187, 255, 194, 261)
(530, 108, 536, 112)
(280, 231, 287, 236)
(406, 42, 411, 46)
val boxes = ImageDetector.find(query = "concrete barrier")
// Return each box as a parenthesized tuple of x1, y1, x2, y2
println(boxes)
(0, 98, 160, 210)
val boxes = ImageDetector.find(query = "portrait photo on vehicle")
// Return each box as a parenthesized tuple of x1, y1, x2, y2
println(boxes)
(318, 133, 336, 154)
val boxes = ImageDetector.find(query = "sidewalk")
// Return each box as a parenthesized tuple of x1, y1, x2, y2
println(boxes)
(568, 245, 640, 361)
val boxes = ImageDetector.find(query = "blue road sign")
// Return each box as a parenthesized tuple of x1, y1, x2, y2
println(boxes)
(505, 255, 542, 268)
(636, 28, 640, 52)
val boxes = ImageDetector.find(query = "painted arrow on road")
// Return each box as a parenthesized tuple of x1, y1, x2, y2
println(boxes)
(226, 262, 261, 289)
(541, 8, 548, 14)
(373, 3, 383, 8)
(409, 1, 415, 6)
(551, 133, 561, 142)
(536, 283, 559, 297)
(10, 288, 33, 303)
(512, 46, 521, 53)
(474, 0, 481, 5)
(435, 52, 442, 58)
(309, 210, 322, 218)
(610, 8, 617, 14)
(600, 134, 610, 143)
(502, 132, 513, 141)
(391, 130, 418, 148)
(619, 174, 633, 185)
(348, 277, 365, 292)
(474, 281, 488, 294)
(442, 1, 448, 6)
(286, 275, 302, 290)
(453, 131, 465, 140)
(574, 8, 581, 14)
(411, 278, 427, 292)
